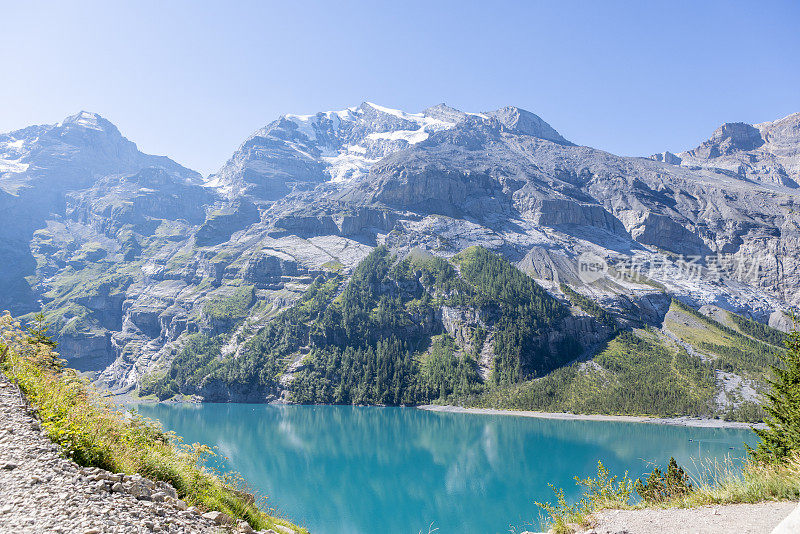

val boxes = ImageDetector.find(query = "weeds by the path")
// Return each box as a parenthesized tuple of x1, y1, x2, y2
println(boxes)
(0, 311, 306, 533)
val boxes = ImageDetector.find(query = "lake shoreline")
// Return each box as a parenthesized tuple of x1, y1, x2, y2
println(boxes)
(121, 392, 765, 431)
(417, 405, 766, 430)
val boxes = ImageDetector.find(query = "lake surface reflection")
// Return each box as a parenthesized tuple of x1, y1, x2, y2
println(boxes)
(135, 404, 757, 534)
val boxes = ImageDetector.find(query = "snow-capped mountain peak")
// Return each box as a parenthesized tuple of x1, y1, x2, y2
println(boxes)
(0, 111, 201, 191)
(208, 102, 570, 198)
(59, 111, 120, 133)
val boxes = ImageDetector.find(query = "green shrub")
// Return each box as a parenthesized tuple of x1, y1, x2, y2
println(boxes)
(536, 461, 634, 533)
(634, 458, 693, 503)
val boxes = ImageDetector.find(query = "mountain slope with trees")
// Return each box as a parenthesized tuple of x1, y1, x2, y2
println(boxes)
(142, 246, 584, 405)
(1, 104, 798, 418)
(137, 245, 789, 422)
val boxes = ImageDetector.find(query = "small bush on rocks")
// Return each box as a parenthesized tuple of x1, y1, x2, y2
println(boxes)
(634, 457, 693, 503)
(536, 461, 634, 533)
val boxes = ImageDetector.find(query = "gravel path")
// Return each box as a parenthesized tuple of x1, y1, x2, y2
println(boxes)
(0, 373, 283, 534)
(582, 502, 798, 533)
(418, 405, 763, 429)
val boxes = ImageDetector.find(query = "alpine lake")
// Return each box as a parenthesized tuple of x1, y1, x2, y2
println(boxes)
(134, 403, 757, 534)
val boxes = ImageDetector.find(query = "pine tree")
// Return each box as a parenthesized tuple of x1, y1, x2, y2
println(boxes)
(634, 457, 692, 502)
(25, 312, 61, 371)
(26, 312, 57, 348)
(751, 328, 800, 462)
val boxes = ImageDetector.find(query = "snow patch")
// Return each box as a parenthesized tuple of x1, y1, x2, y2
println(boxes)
(0, 159, 29, 173)
(364, 101, 458, 132)
(202, 174, 234, 196)
(61, 111, 105, 131)
(4, 139, 24, 150)
(277, 103, 464, 184)
(284, 114, 318, 142)
(203, 175, 223, 188)
(364, 102, 410, 119)
(284, 106, 364, 143)
(321, 152, 377, 183)
(367, 129, 429, 144)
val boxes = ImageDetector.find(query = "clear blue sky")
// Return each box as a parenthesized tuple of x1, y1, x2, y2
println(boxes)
(2, 0, 798, 175)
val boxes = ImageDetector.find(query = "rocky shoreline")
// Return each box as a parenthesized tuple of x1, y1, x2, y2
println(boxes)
(418, 405, 766, 429)
(0, 372, 292, 534)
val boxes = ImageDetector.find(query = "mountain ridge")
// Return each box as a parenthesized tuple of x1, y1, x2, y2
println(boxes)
(0, 103, 797, 416)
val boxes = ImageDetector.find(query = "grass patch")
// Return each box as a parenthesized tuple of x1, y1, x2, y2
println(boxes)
(674, 454, 800, 506)
(0, 312, 306, 533)
(321, 260, 344, 273)
(667, 299, 783, 381)
(203, 285, 256, 322)
(537, 455, 800, 533)
(465, 330, 716, 417)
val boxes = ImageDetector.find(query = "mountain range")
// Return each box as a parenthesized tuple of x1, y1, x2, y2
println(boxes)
(1, 103, 797, 416)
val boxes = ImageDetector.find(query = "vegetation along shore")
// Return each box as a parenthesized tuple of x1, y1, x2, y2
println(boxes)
(531, 326, 800, 534)
(0, 312, 307, 534)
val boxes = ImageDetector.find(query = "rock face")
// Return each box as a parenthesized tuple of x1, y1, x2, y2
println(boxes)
(675, 112, 800, 188)
(1, 104, 798, 393)
(486, 105, 572, 144)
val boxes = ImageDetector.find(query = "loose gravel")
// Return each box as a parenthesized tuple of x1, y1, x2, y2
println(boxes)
(581, 502, 799, 533)
(0, 372, 286, 534)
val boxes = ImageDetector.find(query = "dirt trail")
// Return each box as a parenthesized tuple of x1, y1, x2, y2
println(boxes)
(582, 502, 798, 533)
(0, 372, 269, 534)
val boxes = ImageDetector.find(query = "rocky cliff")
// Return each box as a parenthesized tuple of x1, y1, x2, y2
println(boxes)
(1, 103, 797, 399)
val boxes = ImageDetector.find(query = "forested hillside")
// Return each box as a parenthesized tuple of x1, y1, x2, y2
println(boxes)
(463, 299, 787, 421)
(137, 244, 790, 421)
(142, 246, 580, 404)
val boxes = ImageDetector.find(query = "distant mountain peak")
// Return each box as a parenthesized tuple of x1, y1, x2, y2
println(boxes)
(756, 111, 800, 130)
(211, 101, 576, 198)
(272, 102, 570, 144)
(361, 101, 408, 117)
(0, 110, 201, 189)
(669, 111, 800, 188)
(485, 106, 571, 145)
(60, 110, 119, 133)
(423, 103, 454, 113)
(710, 122, 764, 153)
(422, 104, 478, 124)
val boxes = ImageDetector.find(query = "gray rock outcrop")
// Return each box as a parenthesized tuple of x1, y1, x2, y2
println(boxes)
(1, 103, 798, 394)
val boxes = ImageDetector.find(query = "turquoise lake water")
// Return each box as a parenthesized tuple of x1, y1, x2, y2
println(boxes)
(134, 404, 757, 534)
